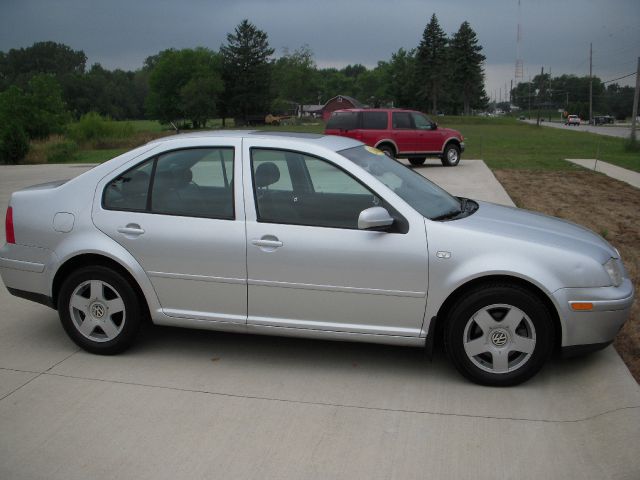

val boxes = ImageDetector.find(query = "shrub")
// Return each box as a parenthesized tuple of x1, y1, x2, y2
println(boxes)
(0, 123, 30, 164)
(45, 139, 79, 163)
(67, 112, 134, 147)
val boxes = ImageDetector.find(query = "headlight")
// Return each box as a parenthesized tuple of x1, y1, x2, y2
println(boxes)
(604, 258, 623, 287)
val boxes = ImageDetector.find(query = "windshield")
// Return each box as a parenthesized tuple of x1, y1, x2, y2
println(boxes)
(339, 145, 462, 219)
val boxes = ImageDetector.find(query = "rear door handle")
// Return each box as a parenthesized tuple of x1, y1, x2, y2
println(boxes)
(251, 239, 283, 248)
(117, 224, 145, 236)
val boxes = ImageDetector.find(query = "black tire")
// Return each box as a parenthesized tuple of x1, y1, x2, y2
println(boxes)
(409, 157, 426, 166)
(441, 143, 461, 166)
(378, 144, 395, 158)
(444, 283, 554, 386)
(57, 265, 143, 355)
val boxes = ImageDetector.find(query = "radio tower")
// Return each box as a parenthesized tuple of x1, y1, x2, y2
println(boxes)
(515, 0, 524, 80)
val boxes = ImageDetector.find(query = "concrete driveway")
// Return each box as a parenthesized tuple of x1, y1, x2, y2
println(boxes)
(1, 161, 639, 480)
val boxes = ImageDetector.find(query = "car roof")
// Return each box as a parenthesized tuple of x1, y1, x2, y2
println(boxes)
(146, 129, 361, 152)
(331, 108, 418, 114)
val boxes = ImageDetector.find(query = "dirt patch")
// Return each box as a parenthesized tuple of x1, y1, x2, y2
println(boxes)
(494, 168, 640, 382)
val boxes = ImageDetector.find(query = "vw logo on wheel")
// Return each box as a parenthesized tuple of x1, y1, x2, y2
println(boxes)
(490, 329, 509, 347)
(90, 303, 106, 319)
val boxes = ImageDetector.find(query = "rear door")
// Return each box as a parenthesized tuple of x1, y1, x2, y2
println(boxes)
(391, 111, 416, 153)
(360, 111, 389, 147)
(92, 139, 247, 324)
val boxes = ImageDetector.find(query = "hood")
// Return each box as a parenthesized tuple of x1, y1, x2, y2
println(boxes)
(457, 201, 617, 264)
(438, 127, 462, 138)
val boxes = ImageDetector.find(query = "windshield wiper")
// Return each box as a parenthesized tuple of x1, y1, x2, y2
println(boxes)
(431, 208, 463, 221)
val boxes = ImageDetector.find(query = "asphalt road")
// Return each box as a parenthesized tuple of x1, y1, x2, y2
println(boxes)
(1, 161, 639, 480)
(522, 119, 633, 138)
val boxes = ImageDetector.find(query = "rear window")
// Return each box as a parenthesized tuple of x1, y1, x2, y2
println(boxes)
(326, 112, 358, 130)
(361, 111, 387, 129)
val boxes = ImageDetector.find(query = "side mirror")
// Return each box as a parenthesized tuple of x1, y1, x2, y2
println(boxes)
(358, 207, 394, 231)
(432, 122, 438, 130)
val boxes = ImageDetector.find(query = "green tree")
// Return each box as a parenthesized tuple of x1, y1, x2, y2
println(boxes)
(25, 74, 69, 138)
(387, 48, 418, 108)
(449, 22, 487, 114)
(416, 14, 448, 114)
(0, 86, 30, 164)
(221, 19, 274, 124)
(271, 45, 318, 109)
(146, 48, 223, 128)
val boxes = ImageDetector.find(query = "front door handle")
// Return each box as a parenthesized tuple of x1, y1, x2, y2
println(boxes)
(251, 239, 283, 248)
(117, 224, 145, 236)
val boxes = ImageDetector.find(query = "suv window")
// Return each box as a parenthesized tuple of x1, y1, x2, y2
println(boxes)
(251, 148, 381, 229)
(411, 113, 433, 130)
(104, 147, 234, 219)
(392, 112, 413, 129)
(361, 111, 388, 129)
(326, 111, 358, 130)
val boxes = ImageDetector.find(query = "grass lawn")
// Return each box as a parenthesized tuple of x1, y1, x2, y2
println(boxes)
(68, 117, 638, 173)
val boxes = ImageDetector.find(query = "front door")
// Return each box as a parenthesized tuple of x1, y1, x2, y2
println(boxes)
(243, 141, 428, 337)
(92, 142, 246, 324)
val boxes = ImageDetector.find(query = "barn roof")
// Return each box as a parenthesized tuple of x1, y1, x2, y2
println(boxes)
(324, 95, 364, 108)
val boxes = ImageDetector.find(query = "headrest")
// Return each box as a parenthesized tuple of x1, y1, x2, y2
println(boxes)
(255, 162, 280, 188)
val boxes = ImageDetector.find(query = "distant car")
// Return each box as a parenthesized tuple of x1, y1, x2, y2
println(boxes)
(565, 115, 581, 126)
(592, 115, 614, 126)
(518, 115, 526, 120)
(325, 108, 464, 166)
(0, 131, 634, 386)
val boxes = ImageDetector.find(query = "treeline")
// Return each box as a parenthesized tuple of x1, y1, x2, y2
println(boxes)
(511, 73, 635, 120)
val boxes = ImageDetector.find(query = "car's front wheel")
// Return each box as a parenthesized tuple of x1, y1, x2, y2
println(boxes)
(444, 283, 553, 386)
(58, 266, 143, 355)
(441, 143, 461, 166)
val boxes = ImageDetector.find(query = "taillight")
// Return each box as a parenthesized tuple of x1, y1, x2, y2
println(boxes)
(5, 206, 15, 244)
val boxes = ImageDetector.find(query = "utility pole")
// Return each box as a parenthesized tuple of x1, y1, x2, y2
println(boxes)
(589, 42, 593, 125)
(528, 80, 531, 119)
(510, 79, 513, 105)
(536, 66, 544, 126)
(631, 57, 640, 143)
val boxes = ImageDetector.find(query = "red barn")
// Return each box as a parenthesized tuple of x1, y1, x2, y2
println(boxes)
(321, 95, 364, 121)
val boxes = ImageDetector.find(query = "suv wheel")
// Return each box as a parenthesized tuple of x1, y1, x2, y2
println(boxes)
(58, 266, 143, 355)
(409, 157, 426, 166)
(444, 284, 553, 386)
(378, 145, 395, 158)
(441, 143, 461, 166)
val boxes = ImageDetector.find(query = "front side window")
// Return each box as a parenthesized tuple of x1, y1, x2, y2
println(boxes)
(412, 113, 433, 130)
(251, 148, 382, 229)
(392, 112, 413, 129)
(104, 147, 234, 219)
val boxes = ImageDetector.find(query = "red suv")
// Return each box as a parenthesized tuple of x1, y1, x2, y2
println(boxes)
(325, 108, 465, 166)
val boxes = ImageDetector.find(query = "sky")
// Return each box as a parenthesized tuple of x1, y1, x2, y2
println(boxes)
(1, 0, 639, 103)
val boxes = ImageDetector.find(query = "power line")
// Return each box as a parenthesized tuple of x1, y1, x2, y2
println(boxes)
(602, 72, 636, 84)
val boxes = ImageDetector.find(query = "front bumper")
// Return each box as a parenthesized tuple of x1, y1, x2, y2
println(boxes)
(553, 278, 634, 348)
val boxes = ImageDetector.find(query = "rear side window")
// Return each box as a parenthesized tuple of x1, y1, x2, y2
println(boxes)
(103, 159, 153, 211)
(361, 111, 388, 130)
(103, 147, 235, 219)
(392, 112, 413, 129)
(326, 112, 358, 130)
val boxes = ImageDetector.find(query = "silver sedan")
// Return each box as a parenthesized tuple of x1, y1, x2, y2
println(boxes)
(0, 131, 634, 386)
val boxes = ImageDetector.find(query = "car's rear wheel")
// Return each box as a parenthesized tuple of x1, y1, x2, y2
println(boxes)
(58, 266, 143, 355)
(378, 144, 395, 158)
(409, 157, 426, 166)
(441, 143, 461, 166)
(444, 284, 553, 386)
